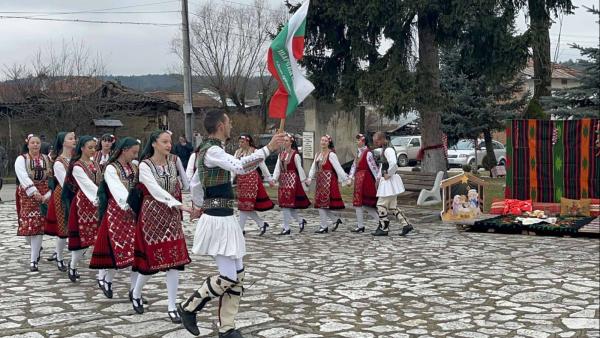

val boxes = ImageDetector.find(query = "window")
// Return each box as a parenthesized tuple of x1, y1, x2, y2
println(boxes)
(410, 138, 421, 147)
(493, 141, 504, 150)
(561, 79, 568, 85)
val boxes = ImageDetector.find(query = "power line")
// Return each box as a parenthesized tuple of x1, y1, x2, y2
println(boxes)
(0, 10, 180, 15)
(22, 0, 181, 19)
(0, 15, 179, 26)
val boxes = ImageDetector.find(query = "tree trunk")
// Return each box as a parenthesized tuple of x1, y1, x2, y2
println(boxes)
(482, 129, 497, 177)
(528, 0, 552, 100)
(417, 9, 446, 174)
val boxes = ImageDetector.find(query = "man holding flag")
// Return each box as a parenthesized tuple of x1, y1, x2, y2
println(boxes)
(177, 1, 314, 337)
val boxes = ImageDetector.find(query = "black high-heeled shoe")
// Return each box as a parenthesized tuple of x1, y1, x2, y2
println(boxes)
(277, 229, 291, 235)
(350, 226, 365, 233)
(332, 219, 342, 232)
(299, 219, 306, 233)
(101, 281, 113, 299)
(46, 252, 57, 262)
(56, 259, 68, 272)
(315, 227, 329, 234)
(259, 222, 269, 236)
(132, 297, 144, 314)
(129, 290, 148, 304)
(30, 261, 38, 272)
(36, 246, 43, 263)
(68, 268, 80, 282)
(168, 310, 181, 323)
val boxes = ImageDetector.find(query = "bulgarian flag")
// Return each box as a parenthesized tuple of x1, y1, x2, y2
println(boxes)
(267, 0, 314, 119)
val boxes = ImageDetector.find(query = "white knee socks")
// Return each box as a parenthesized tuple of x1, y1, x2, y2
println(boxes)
(70, 249, 85, 269)
(30, 235, 43, 263)
(56, 238, 66, 261)
(166, 270, 179, 311)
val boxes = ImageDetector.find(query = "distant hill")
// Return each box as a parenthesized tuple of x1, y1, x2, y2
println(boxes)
(102, 74, 263, 99)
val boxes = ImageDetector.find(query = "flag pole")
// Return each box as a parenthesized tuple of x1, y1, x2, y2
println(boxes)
(278, 118, 286, 134)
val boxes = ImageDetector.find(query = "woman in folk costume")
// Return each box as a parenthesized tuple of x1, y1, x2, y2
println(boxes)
(44, 131, 76, 271)
(63, 136, 102, 282)
(177, 110, 284, 338)
(89, 137, 141, 299)
(15, 134, 52, 272)
(95, 133, 116, 172)
(371, 131, 413, 236)
(130, 130, 192, 323)
(272, 133, 310, 235)
(306, 135, 348, 233)
(233, 133, 275, 236)
(347, 133, 379, 233)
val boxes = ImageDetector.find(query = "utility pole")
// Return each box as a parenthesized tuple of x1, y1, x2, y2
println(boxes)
(181, 0, 194, 146)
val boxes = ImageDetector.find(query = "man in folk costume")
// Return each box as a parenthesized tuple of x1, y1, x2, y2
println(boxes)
(178, 110, 284, 338)
(372, 132, 413, 236)
(15, 134, 52, 272)
(347, 133, 379, 233)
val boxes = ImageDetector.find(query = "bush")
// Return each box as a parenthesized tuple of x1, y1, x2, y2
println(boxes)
(462, 164, 472, 172)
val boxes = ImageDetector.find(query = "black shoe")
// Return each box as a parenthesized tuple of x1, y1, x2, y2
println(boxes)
(219, 328, 244, 338)
(168, 310, 182, 324)
(101, 280, 113, 299)
(259, 222, 269, 236)
(332, 219, 342, 232)
(56, 260, 67, 272)
(47, 252, 58, 262)
(68, 268, 80, 282)
(129, 290, 148, 304)
(350, 227, 365, 233)
(177, 303, 200, 336)
(30, 261, 38, 272)
(132, 297, 144, 314)
(299, 219, 306, 233)
(242, 230, 246, 237)
(37, 246, 43, 263)
(277, 229, 291, 235)
(371, 227, 389, 236)
(399, 224, 414, 236)
(315, 227, 329, 234)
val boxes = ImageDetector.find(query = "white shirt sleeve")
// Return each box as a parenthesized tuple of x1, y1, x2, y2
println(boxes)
(73, 166, 99, 204)
(54, 161, 67, 188)
(189, 170, 204, 207)
(295, 154, 307, 182)
(176, 156, 190, 191)
(186, 152, 196, 182)
(15, 156, 37, 196)
(258, 161, 272, 182)
(204, 145, 270, 174)
(329, 152, 349, 182)
(366, 151, 379, 178)
(272, 158, 281, 181)
(349, 150, 358, 179)
(384, 148, 398, 176)
(308, 154, 320, 180)
(104, 165, 130, 210)
(139, 162, 182, 208)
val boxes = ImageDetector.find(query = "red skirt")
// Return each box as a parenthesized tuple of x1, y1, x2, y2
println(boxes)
(236, 171, 274, 211)
(45, 185, 68, 238)
(67, 190, 99, 250)
(314, 170, 345, 209)
(90, 198, 137, 269)
(133, 194, 191, 275)
(278, 172, 311, 209)
(352, 170, 378, 208)
(16, 182, 50, 236)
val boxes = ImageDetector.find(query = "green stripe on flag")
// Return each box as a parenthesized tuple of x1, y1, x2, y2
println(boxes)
(505, 122, 513, 198)
(294, 19, 306, 36)
(270, 25, 299, 117)
(553, 120, 564, 202)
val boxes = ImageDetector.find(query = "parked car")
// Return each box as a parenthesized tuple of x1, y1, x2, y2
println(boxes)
(447, 139, 506, 168)
(390, 135, 421, 167)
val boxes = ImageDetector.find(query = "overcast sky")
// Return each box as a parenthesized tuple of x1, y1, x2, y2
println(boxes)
(0, 0, 598, 78)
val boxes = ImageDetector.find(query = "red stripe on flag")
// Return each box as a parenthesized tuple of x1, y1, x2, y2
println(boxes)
(267, 48, 288, 119)
(292, 36, 305, 61)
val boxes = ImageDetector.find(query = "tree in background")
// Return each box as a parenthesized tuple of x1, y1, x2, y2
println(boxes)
(541, 6, 599, 118)
(440, 0, 529, 173)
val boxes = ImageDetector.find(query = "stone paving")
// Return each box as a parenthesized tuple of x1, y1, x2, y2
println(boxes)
(0, 189, 599, 338)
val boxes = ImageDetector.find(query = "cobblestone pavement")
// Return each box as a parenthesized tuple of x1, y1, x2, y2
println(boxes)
(0, 195, 599, 338)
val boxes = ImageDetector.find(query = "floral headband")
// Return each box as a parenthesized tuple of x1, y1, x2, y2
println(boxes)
(356, 133, 366, 140)
(239, 135, 250, 141)
(25, 134, 35, 143)
(324, 134, 332, 143)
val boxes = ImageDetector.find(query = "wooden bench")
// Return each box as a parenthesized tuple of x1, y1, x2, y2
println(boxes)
(398, 171, 445, 206)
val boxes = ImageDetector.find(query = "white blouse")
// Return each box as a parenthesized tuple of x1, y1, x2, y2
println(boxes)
(308, 152, 348, 182)
(139, 161, 182, 209)
(349, 147, 379, 179)
(15, 156, 51, 199)
(53, 161, 68, 188)
(104, 164, 131, 210)
(272, 153, 306, 182)
(73, 165, 99, 205)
